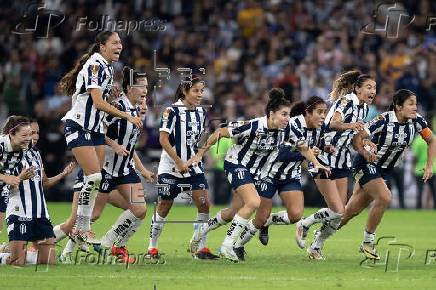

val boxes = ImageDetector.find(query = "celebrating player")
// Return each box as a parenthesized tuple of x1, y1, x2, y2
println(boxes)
(58, 31, 142, 244)
(335, 89, 435, 259)
(298, 71, 376, 260)
(232, 96, 332, 260)
(147, 75, 218, 260)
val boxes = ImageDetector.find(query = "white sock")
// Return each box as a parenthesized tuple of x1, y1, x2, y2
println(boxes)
(202, 210, 227, 235)
(363, 229, 375, 244)
(76, 173, 101, 231)
(53, 224, 67, 243)
(222, 214, 248, 248)
(148, 213, 165, 249)
(102, 209, 138, 247)
(62, 239, 76, 256)
(114, 215, 143, 248)
(234, 219, 257, 248)
(302, 208, 341, 228)
(264, 211, 291, 226)
(26, 251, 38, 264)
(194, 213, 209, 250)
(312, 214, 343, 249)
(0, 253, 9, 264)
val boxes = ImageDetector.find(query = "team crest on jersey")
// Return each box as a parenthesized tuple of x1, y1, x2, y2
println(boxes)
(92, 65, 99, 75)
(163, 108, 170, 119)
(341, 98, 348, 105)
(19, 223, 27, 234)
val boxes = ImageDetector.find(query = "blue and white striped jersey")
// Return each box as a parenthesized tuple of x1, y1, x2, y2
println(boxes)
(0, 135, 26, 191)
(260, 115, 325, 180)
(62, 52, 114, 134)
(158, 100, 207, 178)
(103, 94, 141, 177)
(7, 148, 49, 219)
(319, 93, 368, 169)
(225, 116, 289, 178)
(364, 111, 428, 168)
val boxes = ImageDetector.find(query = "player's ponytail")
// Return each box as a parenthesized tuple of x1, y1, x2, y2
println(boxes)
(122, 66, 146, 94)
(389, 89, 415, 112)
(265, 88, 290, 117)
(290, 96, 325, 117)
(173, 75, 203, 102)
(2, 115, 30, 135)
(329, 71, 372, 102)
(58, 31, 116, 96)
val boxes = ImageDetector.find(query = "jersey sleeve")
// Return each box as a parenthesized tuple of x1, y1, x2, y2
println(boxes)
(228, 121, 252, 138)
(105, 101, 123, 127)
(335, 97, 354, 119)
(415, 114, 431, 139)
(364, 114, 386, 136)
(160, 107, 177, 134)
(85, 63, 105, 90)
(287, 122, 306, 148)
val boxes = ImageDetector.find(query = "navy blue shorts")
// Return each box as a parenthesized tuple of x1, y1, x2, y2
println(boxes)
(355, 163, 390, 187)
(73, 169, 84, 192)
(99, 169, 141, 194)
(256, 178, 302, 199)
(317, 168, 351, 180)
(224, 161, 255, 191)
(64, 120, 105, 150)
(7, 215, 54, 242)
(157, 173, 209, 200)
(0, 192, 8, 213)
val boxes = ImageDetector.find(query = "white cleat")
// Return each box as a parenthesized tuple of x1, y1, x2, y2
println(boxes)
(188, 223, 205, 253)
(295, 219, 309, 249)
(307, 246, 325, 260)
(218, 245, 238, 262)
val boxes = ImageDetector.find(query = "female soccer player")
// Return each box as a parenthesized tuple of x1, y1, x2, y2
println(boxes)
(232, 96, 332, 260)
(297, 71, 376, 260)
(0, 117, 74, 265)
(59, 31, 143, 244)
(57, 86, 152, 264)
(335, 89, 435, 259)
(93, 67, 154, 263)
(190, 89, 330, 262)
(147, 75, 218, 260)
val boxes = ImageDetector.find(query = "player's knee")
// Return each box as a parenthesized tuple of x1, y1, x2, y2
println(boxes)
(246, 196, 260, 211)
(378, 191, 392, 205)
(131, 205, 147, 219)
(288, 209, 303, 223)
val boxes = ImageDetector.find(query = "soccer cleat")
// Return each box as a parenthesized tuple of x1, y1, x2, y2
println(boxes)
(259, 226, 269, 246)
(233, 246, 246, 261)
(58, 252, 73, 264)
(0, 242, 10, 253)
(188, 223, 205, 253)
(307, 246, 325, 260)
(360, 242, 380, 260)
(76, 230, 101, 245)
(295, 220, 309, 249)
(111, 246, 135, 264)
(194, 247, 219, 260)
(147, 248, 161, 259)
(69, 231, 90, 253)
(217, 245, 239, 262)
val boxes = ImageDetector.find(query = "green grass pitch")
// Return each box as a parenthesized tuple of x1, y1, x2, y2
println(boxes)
(1, 203, 435, 290)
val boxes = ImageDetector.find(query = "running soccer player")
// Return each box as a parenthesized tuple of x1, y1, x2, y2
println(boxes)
(190, 89, 330, 262)
(335, 89, 435, 260)
(93, 67, 154, 263)
(147, 75, 218, 260)
(297, 71, 376, 260)
(232, 96, 332, 260)
(58, 31, 143, 244)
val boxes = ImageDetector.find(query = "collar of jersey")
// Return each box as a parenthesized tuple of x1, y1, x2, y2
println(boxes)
(120, 93, 136, 110)
(345, 93, 360, 106)
(93, 52, 109, 65)
(387, 110, 413, 124)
